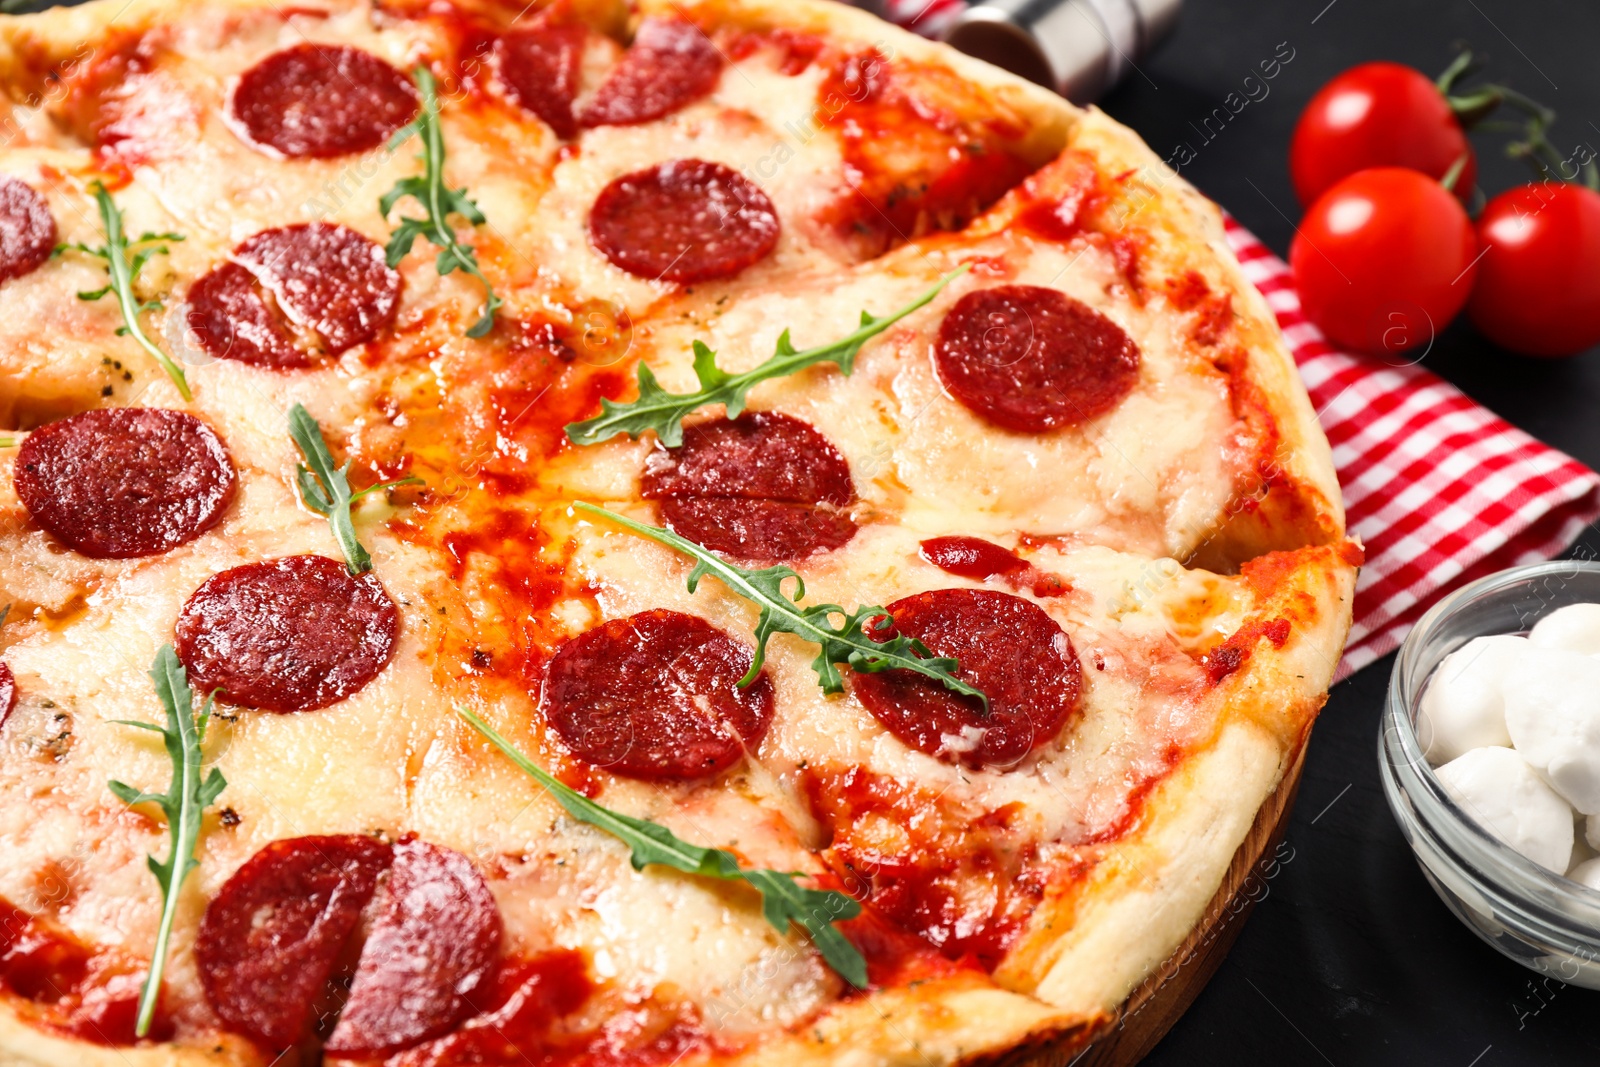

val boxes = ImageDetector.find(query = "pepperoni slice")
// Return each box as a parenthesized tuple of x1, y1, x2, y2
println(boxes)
(185, 261, 307, 368)
(497, 21, 584, 139)
(0, 176, 56, 284)
(233, 223, 401, 355)
(231, 43, 418, 158)
(541, 609, 774, 780)
(589, 160, 780, 284)
(934, 285, 1141, 433)
(919, 536, 1028, 581)
(919, 536, 1067, 598)
(174, 554, 399, 712)
(0, 664, 13, 729)
(14, 409, 236, 559)
(852, 589, 1082, 768)
(641, 412, 856, 563)
(578, 18, 722, 128)
(197, 835, 391, 1049)
(324, 839, 502, 1058)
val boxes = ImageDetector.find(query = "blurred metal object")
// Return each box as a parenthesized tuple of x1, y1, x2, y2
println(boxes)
(941, 0, 1181, 104)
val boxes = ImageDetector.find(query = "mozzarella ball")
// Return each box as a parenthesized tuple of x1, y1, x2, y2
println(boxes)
(1435, 746, 1574, 873)
(1569, 857, 1600, 891)
(1417, 635, 1526, 764)
(1529, 603, 1600, 656)
(1502, 646, 1600, 814)
(1587, 814, 1600, 853)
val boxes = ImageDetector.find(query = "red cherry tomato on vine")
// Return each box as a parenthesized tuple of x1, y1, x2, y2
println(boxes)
(1291, 62, 1475, 206)
(1468, 183, 1600, 358)
(1290, 167, 1478, 357)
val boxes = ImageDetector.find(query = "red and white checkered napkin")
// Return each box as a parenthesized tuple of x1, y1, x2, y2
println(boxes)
(1225, 220, 1600, 680)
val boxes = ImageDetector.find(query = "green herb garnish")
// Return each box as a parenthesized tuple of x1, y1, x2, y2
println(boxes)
(289, 403, 420, 575)
(565, 267, 969, 448)
(107, 645, 226, 1038)
(60, 182, 190, 399)
(380, 66, 502, 338)
(575, 503, 987, 708)
(457, 706, 867, 988)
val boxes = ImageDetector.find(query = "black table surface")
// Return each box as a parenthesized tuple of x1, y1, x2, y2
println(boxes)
(1093, 0, 1600, 1062)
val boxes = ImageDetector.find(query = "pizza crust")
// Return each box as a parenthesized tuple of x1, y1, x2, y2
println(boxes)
(729, 977, 1088, 1067)
(0, 0, 1355, 1063)
(995, 542, 1355, 1016)
(0, 1015, 270, 1067)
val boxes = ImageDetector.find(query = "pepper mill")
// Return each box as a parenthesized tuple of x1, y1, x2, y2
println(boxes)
(940, 0, 1182, 104)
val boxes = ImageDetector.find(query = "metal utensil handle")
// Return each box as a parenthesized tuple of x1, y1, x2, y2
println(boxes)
(941, 0, 1181, 103)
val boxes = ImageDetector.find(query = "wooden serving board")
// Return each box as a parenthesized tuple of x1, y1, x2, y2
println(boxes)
(1024, 741, 1310, 1067)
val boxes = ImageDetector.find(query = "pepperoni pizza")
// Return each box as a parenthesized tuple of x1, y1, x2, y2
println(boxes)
(0, 0, 1358, 1064)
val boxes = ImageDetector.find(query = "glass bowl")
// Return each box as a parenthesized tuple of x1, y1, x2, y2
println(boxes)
(1380, 559, 1600, 988)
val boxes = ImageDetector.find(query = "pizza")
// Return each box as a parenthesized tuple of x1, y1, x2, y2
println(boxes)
(0, 0, 1359, 1064)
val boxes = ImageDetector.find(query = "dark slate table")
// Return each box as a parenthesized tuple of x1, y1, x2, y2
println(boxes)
(1094, 0, 1600, 1062)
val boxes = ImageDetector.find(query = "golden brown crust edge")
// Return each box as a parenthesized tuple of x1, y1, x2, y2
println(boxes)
(995, 542, 1356, 1015)
(0, 1015, 274, 1067)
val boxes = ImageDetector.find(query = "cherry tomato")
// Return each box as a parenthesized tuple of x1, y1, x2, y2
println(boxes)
(1290, 167, 1478, 357)
(1468, 183, 1600, 358)
(1290, 62, 1475, 206)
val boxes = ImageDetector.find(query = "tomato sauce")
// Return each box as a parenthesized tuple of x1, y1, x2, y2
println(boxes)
(1163, 270, 1235, 345)
(822, 877, 967, 991)
(804, 767, 1047, 970)
(918, 535, 1069, 598)
(1199, 616, 1292, 684)
(346, 317, 619, 753)
(389, 950, 722, 1067)
(0, 897, 166, 1045)
(437, 506, 588, 683)
(1076, 743, 1186, 846)
(725, 28, 825, 75)
(1212, 344, 1291, 505)
(355, 309, 627, 498)
(815, 50, 1034, 258)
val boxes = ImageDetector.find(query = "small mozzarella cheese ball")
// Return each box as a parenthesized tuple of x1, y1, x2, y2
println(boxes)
(1502, 646, 1600, 814)
(1569, 857, 1600, 891)
(1435, 747, 1574, 873)
(1529, 603, 1600, 656)
(1587, 814, 1600, 853)
(1417, 635, 1527, 763)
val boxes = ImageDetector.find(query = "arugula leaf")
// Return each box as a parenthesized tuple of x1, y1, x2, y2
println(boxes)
(457, 706, 867, 988)
(565, 266, 970, 449)
(574, 503, 988, 709)
(60, 182, 191, 400)
(107, 645, 226, 1038)
(380, 66, 503, 338)
(288, 404, 420, 575)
